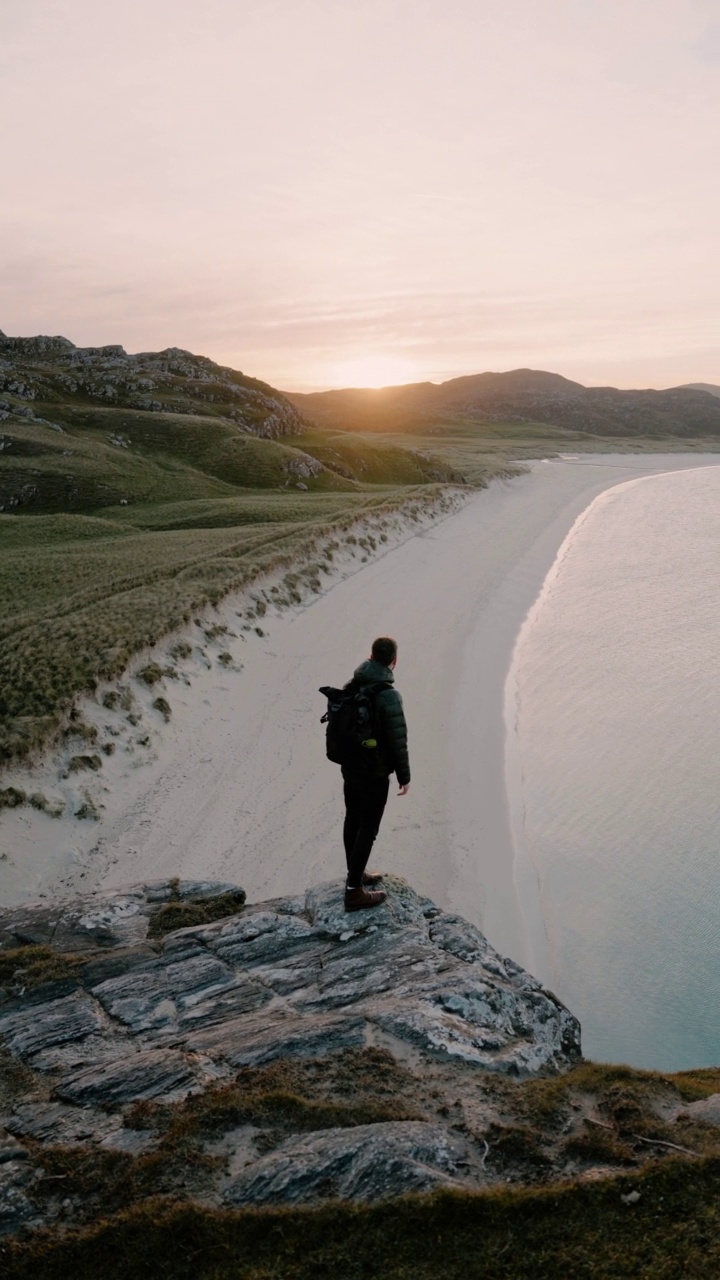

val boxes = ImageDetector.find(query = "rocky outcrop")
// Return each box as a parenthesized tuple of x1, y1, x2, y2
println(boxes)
(0, 877, 579, 1085)
(0, 333, 303, 439)
(0, 876, 581, 1235)
(225, 1121, 471, 1206)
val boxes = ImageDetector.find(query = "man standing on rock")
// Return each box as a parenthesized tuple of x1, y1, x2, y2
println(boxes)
(341, 636, 410, 912)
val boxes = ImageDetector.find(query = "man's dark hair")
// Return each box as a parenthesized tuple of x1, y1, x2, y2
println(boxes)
(371, 636, 397, 666)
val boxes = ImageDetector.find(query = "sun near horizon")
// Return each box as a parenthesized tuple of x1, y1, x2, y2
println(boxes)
(317, 354, 425, 392)
(3, 2, 720, 390)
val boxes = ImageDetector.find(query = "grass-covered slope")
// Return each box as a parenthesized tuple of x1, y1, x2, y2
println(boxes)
(0, 405, 359, 513)
(292, 428, 462, 485)
(2, 1051, 720, 1278)
(0, 406, 462, 515)
(4, 1160, 720, 1279)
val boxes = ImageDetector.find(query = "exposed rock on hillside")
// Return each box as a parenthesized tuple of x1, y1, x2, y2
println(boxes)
(0, 332, 303, 440)
(0, 877, 580, 1236)
(2, 876, 719, 1252)
(0, 331, 462, 511)
(0, 877, 579, 1087)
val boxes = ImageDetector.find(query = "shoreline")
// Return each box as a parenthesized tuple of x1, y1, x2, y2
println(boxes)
(503, 460, 720, 979)
(3, 453, 720, 976)
(442, 452, 720, 965)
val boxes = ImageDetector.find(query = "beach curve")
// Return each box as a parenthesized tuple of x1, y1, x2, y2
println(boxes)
(4, 453, 720, 976)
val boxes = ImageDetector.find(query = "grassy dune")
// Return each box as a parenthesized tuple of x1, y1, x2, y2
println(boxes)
(0, 485, 455, 765)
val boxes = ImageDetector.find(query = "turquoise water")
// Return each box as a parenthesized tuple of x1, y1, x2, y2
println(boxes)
(506, 464, 720, 1070)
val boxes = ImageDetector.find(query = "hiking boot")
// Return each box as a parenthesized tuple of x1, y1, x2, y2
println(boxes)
(344, 886, 387, 912)
(362, 870, 385, 886)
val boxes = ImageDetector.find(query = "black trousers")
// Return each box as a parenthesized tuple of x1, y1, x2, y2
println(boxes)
(342, 767, 390, 887)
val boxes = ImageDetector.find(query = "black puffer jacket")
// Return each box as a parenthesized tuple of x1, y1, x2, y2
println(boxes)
(344, 659, 410, 785)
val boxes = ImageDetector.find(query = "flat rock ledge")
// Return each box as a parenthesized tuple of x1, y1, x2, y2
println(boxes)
(0, 876, 581, 1236)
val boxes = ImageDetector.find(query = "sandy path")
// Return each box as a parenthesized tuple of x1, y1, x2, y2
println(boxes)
(4, 453, 720, 966)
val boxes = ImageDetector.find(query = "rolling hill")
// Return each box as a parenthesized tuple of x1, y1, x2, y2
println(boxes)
(682, 382, 720, 398)
(287, 368, 720, 439)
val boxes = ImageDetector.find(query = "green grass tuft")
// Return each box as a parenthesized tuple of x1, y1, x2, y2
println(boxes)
(66, 754, 102, 773)
(0, 944, 87, 991)
(136, 663, 166, 686)
(0, 786, 27, 809)
(147, 890, 246, 938)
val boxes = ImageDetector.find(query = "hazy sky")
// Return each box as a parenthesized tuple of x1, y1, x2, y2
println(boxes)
(2, 0, 719, 389)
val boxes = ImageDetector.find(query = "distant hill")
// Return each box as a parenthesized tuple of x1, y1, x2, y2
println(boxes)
(287, 368, 720, 438)
(681, 382, 720, 398)
(0, 333, 458, 512)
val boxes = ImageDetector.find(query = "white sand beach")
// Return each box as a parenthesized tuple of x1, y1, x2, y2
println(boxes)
(3, 452, 720, 968)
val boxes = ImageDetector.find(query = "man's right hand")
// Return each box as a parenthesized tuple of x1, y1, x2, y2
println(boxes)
(397, 783, 410, 796)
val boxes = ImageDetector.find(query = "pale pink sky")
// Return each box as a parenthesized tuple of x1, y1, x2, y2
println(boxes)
(2, 0, 719, 390)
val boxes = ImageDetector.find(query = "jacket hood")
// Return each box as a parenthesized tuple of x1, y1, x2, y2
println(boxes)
(352, 658, 395, 687)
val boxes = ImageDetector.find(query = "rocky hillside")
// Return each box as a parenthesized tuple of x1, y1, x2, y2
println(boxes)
(0, 333, 302, 439)
(2, 875, 719, 1275)
(0, 333, 461, 512)
(0, 876, 578, 1239)
(288, 368, 720, 439)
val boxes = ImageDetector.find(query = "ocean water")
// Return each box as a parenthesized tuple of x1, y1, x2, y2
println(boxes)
(506, 464, 720, 1070)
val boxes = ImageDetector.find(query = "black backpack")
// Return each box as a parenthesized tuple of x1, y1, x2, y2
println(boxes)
(319, 682, 390, 766)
